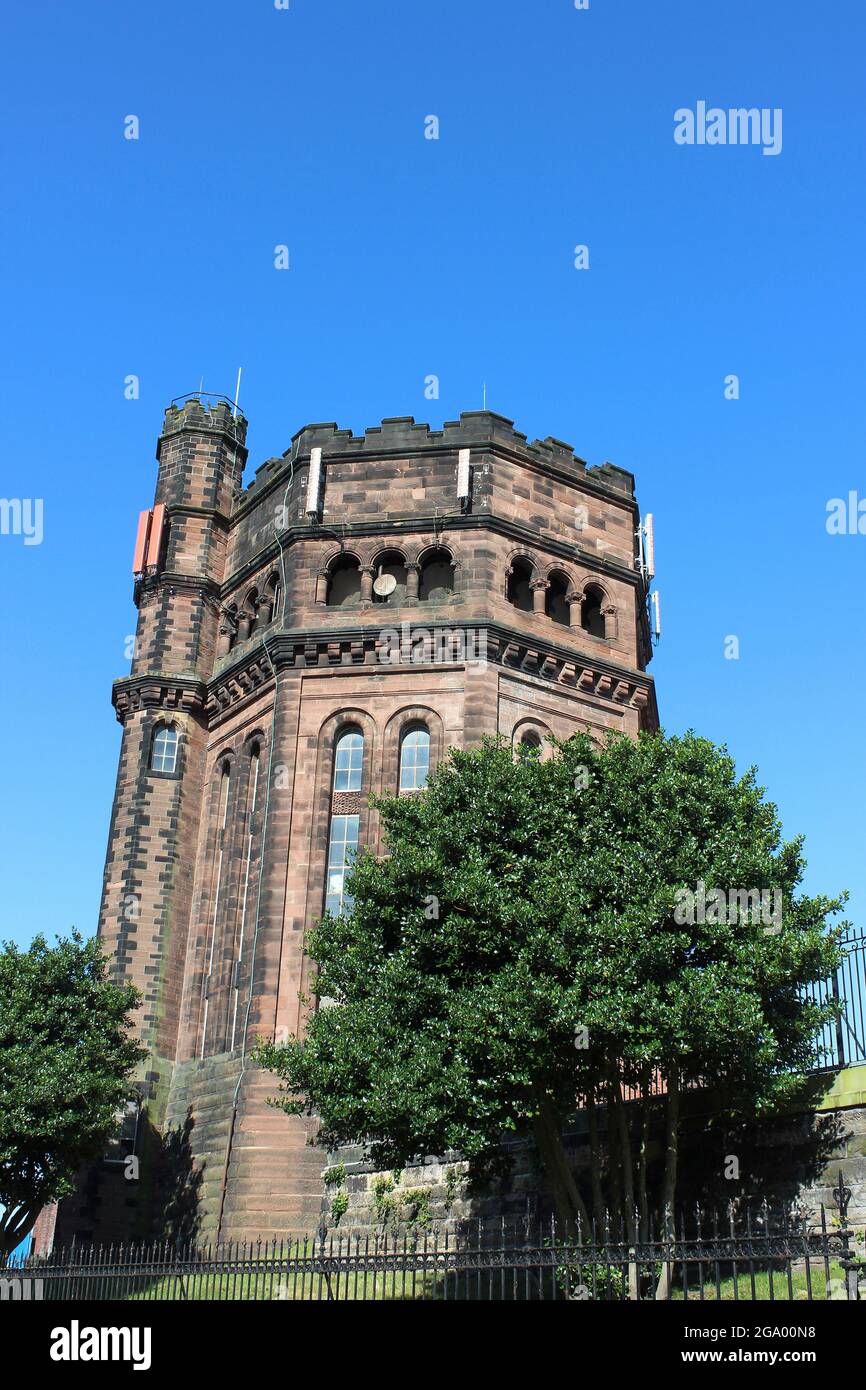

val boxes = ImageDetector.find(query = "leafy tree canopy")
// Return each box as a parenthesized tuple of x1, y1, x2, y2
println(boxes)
(257, 731, 845, 1233)
(0, 932, 144, 1255)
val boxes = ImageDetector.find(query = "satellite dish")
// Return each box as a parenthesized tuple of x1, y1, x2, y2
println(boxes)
(373, 573, 397, 597)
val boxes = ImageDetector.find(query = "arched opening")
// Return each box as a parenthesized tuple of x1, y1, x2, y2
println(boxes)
(419, 549, 455, 602)
(517, 729, 543, 760)
(223, 603, 239, 652)
(372, 551, 408, 605)
(333, 726, 364, 792)
(507, 558, 534, 612)
(581, 585, 606, 638)
(241, 590, 259, 640)
(546, 572, 570, 627)
(327, 556, 362, 607)
(266, 574, 282, 624)
(326, 726, 365, 918)
(399, 724, 430, 791)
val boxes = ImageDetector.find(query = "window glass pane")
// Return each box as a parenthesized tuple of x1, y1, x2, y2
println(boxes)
(151, 727, 178, 773)
(400, 727, 430, 791)
(325, 814, 360, 916)
(333, 730, 363, 792)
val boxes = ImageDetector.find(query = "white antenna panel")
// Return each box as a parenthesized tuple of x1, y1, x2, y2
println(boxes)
(651, 590, 661, 640)
(645, 513, 655, 580)
(306, 447, 323, 516)
(457, 448, 471, 501)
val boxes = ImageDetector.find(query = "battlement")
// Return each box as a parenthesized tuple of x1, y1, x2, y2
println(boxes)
(159, 394, 249, 454)
(241, 410, 634, 506)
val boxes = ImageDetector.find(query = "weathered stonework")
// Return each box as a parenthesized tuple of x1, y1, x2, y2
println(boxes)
(56, 397, 659, 1246)
(319, 1068, 866, 1242)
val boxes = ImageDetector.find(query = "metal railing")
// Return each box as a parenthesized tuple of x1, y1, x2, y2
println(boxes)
(805, 927, 866, 1069)
(4, 1175, 861, 1302)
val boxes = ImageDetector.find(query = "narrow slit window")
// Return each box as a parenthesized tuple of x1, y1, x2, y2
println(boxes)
(325, 814, 360, 917)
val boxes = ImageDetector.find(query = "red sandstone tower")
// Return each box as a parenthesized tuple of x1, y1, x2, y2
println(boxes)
(56, 397, 658, 1245)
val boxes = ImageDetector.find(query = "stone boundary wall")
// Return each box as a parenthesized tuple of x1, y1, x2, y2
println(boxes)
(317, 1067, 866, 1241)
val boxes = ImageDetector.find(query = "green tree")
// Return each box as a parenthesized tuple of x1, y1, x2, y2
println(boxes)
(257, 732, 845, 1258)
(0, 932, 144, 1256)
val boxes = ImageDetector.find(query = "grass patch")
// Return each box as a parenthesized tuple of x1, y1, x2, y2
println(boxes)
(671, 1261, 847, 1301)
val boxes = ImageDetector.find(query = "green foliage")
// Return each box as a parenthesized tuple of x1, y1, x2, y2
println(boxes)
(330, 1190, 349, 1225)
(256, 731, 846, 1219)
(443, 1166, 461, 1210)
(371, 1173, 397, 1222)
(0, 932, 145, 1254)
(323, 1162, 345, 1188)
(400, 1188, 432, 1226)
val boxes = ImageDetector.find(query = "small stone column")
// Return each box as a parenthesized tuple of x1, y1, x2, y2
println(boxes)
(567, 593, 584, 628)
(217, 621, 234, 657)
(360, 567, 375, 602)
(405, 563, 420, 603)
(314, 570, 329, 605)
(530, 578, 549, 615)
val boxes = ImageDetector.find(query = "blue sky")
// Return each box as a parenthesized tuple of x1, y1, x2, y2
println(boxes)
(0, 0, 863, 951)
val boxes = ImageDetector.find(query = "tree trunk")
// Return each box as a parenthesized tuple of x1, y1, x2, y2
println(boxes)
(655, 1070, 680, 1300)
(608, 1065, 638, 1299)
(532, 1097, 591, 1237)
(637, 1068, 651, 1241)
(605, 1075, 624, 1235)
(586, 1091, 605, 1231)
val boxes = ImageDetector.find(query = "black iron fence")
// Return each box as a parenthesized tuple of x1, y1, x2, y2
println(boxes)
(4, 1174, 862, 1302)
(806, 927, 866, 1069)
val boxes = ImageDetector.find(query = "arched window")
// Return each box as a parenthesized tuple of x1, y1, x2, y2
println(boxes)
(399, 725, 430, 791)
(333, 727, 364, 792)
(507, 558, 534, 612)
(581, 585, 606, 638)
(243, 590, 259, 639)
(268, 574, 282, 623)
(419, 549, 455, 602)
(150, 725, 179, 774)
(327, 556, 362, 607)
(325, 727, 364, 916)
(222, 603, 239, 652)
(518, 729, 543, 759)
(372, 551, 408, 605)
(546, 573, 570, 627)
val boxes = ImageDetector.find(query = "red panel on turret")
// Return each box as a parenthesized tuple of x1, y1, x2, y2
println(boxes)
(132, 509, 151, 574)
(145, 503, 165, 568)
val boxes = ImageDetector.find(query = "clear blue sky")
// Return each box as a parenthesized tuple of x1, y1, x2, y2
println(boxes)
(1, 0, 863, 951)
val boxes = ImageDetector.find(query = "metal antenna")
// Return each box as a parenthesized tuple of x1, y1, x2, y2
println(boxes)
(482, 382, 487, 410)
(233, 368, 243, 417)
